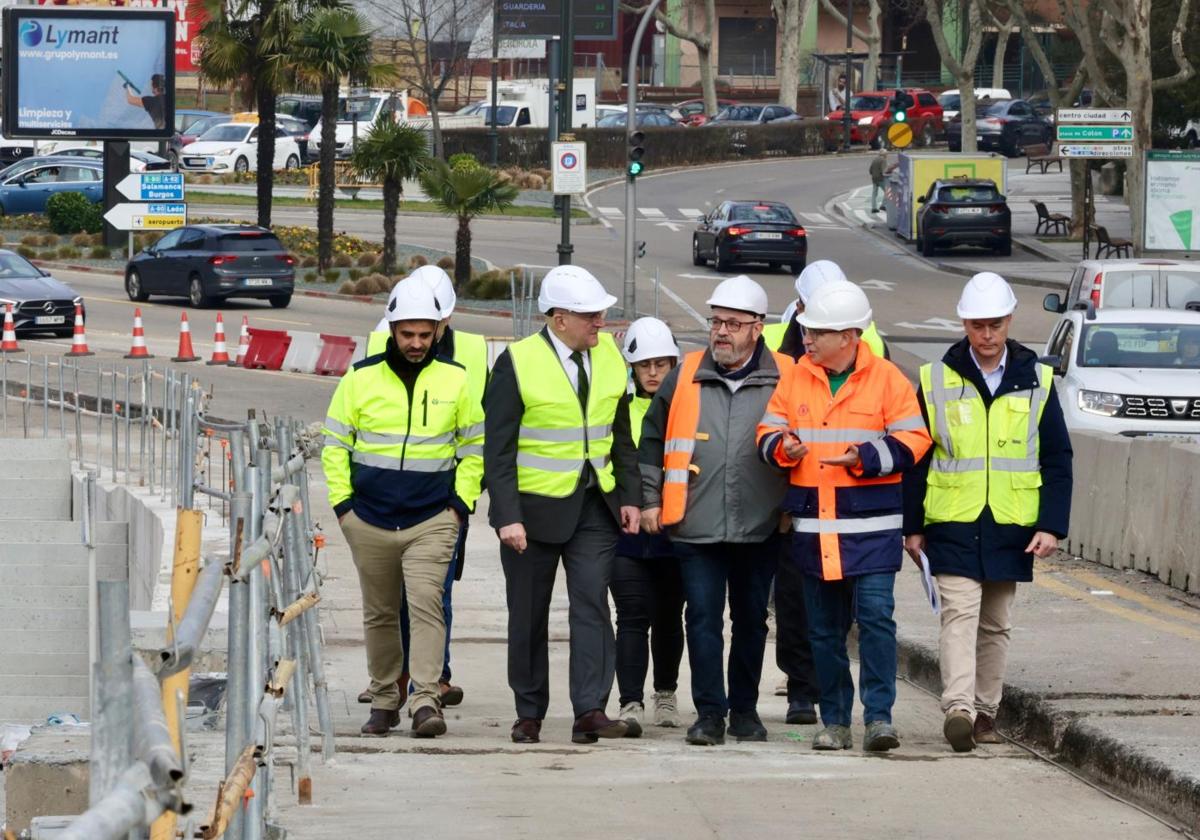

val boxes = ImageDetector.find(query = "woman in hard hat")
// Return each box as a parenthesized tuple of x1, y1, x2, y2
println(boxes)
(612, 317, 686, 736)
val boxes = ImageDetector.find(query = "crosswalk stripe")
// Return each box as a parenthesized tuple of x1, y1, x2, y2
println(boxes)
(596, 206, 622, 217)
(679, 208, 704, 218)
(639, 207, 666, 218)
(800, 212, 830, 224)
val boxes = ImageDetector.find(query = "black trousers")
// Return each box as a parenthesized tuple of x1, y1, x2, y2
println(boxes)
(610, 553, 685, 706)
(775, 543, 820, 704)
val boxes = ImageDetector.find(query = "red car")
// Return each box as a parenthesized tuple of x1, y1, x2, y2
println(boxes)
(826, 88, 943, 148)
(677, 98, 737, 127)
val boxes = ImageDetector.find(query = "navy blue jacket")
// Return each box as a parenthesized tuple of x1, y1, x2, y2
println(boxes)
(902, 338, 1073, 582)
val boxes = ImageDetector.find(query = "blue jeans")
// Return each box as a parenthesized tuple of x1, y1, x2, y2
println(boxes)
(674, 539, 778, 718)
(802, 572, 897, 727)
(401, 523, 466, 681)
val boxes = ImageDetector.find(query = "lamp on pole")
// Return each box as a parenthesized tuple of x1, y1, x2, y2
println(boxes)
(842, 0, 853, 151)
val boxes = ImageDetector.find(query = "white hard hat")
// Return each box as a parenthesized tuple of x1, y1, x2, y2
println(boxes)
(385, 276, 445, 323)
(622, 317, 680, 363)
(707, 274, 768, 317)
(957, 271, 1017, 319)
(795, 260, 848, 305)
(537, 265, 617, 314)
(780, 300, 797, 325)
(797, 279, 873, 331)
(409, 264, 456, 317)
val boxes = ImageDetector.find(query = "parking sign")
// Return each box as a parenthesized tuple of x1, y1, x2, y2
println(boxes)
(552, 141, 587, 195)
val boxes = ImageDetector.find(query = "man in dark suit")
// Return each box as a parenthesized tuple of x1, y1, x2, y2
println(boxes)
(484, 265, 641, 744)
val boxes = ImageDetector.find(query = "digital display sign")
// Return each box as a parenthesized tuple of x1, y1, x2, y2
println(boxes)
(498, 0, 618, 41)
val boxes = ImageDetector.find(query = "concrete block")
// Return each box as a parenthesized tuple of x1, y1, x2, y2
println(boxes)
(0, 696, 88, 726)
(1120, 437, 1175, 574)
(1161, 441, 1200, 593)
(0, 439, 68, 460)
(1069, 432, 1131, 568)
(0, 496, 70, 521)
(283, 330, 322, 374)
(0, 545, 88, 566)
(0, 630, 89, 656)
(0, 606, 88, 629)
(3, 728, 89, 835)
(0, 584, 87, 609)
(1066, 431, 1098, 558)
(0, 653, 88, 678)
(2, 459, 70, 481)
(0, 673, 88, 696)
(0, 521, 123, 545)
(0, 564, 88, 587)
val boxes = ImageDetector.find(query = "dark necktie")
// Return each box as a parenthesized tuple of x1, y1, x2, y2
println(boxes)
(570, 350, 589, 411)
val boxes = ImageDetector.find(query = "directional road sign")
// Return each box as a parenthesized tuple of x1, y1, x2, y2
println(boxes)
(1057, 125, 1134, 142)
(1058, 144, 1134, 159)
(1056, 109, 1133, 124)
(103, 202, 187, 231)
(116, 173, 185, 202)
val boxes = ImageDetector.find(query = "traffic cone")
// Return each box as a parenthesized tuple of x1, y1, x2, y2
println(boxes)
(123, 308, 153, 359)
(207, 313, 231, 365)
(0, 304, 21, 353)
(172, 312, 200, 362)
(232, 316, 250, 367)
(65, 303, 94, 357)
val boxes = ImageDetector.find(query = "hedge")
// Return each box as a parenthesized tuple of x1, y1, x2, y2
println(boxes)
(439, 118, 841, 171)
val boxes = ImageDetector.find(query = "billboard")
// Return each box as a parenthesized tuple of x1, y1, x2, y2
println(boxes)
(35, 0, 206, 74)
(2, 6, 175, 140)
(1144, 150, 1200, 252)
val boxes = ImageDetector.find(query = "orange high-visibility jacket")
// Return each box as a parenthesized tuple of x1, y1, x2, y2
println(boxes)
(756, 342, 931, 581)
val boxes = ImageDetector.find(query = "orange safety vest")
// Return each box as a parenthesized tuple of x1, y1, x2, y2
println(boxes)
(661, 348, 792, 526)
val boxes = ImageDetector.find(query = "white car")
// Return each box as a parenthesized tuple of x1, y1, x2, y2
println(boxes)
(938, 87, 1011, 124)
(1042, 307, 1200, 440)
(1044, 259, 1200, 313)
(178, 123, 301, 174)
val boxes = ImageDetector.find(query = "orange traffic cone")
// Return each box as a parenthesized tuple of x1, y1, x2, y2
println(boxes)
(172, 312, 200, 362)
(123, 308, 153, 359)
(65, 303, 94, 357)
(0, 304, 21, 353)
(207, 313, 231, 365)
(232, 316, 250, 367)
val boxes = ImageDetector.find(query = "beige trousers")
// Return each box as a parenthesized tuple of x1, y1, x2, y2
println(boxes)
(341, 508, 459, 712)
(936, 574, 1017, 718)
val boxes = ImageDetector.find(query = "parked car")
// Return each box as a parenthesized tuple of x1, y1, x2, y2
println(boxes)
(276, 94, 323, 129)
(676, 98, 737, 126)
(178, 123, 302, 174)
(232, 112, 313, 161)
(938, 88, 1011, 124)
(947, 98, 1052, 155)
(175, 109, 223, 136)
(825, 88, 943, 147)
(692, 200, 807, 272)
(916, 177, 1012, 256)
(0, 250, 83, 337)
(124, 224, 296, 309)
(1043, 260, 1200, 313)
(37, 146, 170, 173)
(597, 111, 681, 128)
(707, 104, 799, 126)
(1042, 307, 1200, 440)
(168, 113, 229, 170)
(0, 160, 103, 215)
(0, 154, 95, 181)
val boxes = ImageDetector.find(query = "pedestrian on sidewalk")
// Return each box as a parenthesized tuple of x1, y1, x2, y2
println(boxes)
(484, 265, 641, 746)
(869, 151, 893, 214)
(639, 275, 792, 747)
(612, 318, 686, 737)
(902, 272, 1072, 753)
(321, 277, 485, 739)
(757, 280, 931, 753)
(357, 265, 489, 712)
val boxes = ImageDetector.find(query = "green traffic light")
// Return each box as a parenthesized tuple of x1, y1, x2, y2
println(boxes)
(894, 110, 907, 123)
(629, 161, 644, 176)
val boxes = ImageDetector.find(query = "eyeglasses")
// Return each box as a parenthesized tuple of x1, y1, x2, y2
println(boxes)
(708, 316, 761, 333)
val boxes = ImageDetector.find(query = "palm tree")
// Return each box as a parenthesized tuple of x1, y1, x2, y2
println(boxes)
(293, 8, 396, 271)
(350, 121, 430, 275)
(419, 160, 519, 290)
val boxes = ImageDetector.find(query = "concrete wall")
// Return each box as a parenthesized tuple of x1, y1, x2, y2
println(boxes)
(73, 476, 164, 612)
(1068, 431, 1200, 594)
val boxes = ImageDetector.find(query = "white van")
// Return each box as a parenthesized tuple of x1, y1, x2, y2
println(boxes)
(938, 88, 1012, 123)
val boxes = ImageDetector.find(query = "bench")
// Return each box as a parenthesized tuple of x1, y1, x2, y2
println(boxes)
(1030, 199, 1071, 236)
(1091, 224, 1132, 259)
(1026, 143, 1063, 174)
(306, 161, 381, 200)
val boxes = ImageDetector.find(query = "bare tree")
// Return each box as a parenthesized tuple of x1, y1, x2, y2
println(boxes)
(986, 5, 1014, 89)
(620, 0, 718, 116)
(772, 0, 818, 111)
(924, 0, 985, 151)
(818, 0, 882, 90)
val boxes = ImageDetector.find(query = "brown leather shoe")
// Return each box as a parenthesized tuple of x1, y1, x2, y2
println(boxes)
(357, 672, 410, 705)
(974, 712, 1002, 744)
(571, 709, 628, 744)
(360, 708, 400, 736)
(438, 680, 464, 707)
(412, 706, 447, 738)
(943, 709, 975, 753)
(511, 718, 542, 744)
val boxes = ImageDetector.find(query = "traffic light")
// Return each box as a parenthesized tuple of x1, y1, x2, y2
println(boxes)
(636, 240, 646, 259)
(628, 130, 645, 177)
(892, 90, 913, 124)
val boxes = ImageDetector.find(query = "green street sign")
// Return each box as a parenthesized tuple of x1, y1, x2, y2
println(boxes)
(1057, 125, 1134, 142)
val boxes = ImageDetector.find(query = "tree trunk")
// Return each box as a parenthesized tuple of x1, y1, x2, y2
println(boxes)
(697, 43, 717, 116)
(864, 0, 881, 90)
(1069, 160, 1087, 241)
(317, 76, 338, 272)
(430, 98, 444, 160)
(1124, 47, 1153, 256)
(454, 215, 472, 290)
(382, 176, 399, 275)
(254, 72, 277, 229)
(992, 19, 1013, 90)
(958, 74, 978, 153)
(775, 0, 802, 111)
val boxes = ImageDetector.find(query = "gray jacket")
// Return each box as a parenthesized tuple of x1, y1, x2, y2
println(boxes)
(638, 342, 788, 544)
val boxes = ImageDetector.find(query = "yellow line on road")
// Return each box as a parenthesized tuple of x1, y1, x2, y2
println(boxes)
(255, 316, 313, 327)
(1049, 566, 1200, 627)
(1034, 574, 1200, 642)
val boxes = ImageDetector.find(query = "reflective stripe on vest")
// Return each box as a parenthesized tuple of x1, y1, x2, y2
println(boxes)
(920, 361, 1051, 527)
(509, 332, 626, 498)
(367, 329, 488, 408)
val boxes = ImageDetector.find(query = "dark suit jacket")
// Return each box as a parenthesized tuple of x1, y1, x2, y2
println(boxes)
(484, 328, 640, 544)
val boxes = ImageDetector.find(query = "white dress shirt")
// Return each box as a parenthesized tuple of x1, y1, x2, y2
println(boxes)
(970, 345, 1007, 395)
(546, 329, 591, 394)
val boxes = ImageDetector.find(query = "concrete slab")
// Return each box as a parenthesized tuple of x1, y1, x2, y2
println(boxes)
(3, 727, 89, 835)
(0, 439, 69, 459)
(0, 478, 71, 501)
(0, 497, 70, 520)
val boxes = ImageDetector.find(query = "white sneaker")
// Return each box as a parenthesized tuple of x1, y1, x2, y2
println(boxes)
(652, 691, 681, 728)
(620, 701, 644, 737)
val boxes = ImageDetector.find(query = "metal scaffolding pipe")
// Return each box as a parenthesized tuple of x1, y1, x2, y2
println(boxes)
(132, 657, 185, 787)
(201, 745, 257, 840)
(61, 761, 169, 840)
(157, 557, 226, 678)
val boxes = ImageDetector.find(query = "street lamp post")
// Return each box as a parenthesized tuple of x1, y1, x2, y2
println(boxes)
(488, 0, 500, 167)
(556, 0, 576, 265)
(842, 0, 853, 151)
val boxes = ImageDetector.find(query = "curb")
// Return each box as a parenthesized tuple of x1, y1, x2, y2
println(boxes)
(890, 632, 1200, 832)
(192, 202, 599, 226)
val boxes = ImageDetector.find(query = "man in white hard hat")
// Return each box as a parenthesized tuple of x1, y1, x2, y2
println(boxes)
(321, 277, 484, 738)
(484, 264, 641, 745)
(903, 272, 1072, 752)
(763, 260, 887, 360)
(639, 275, 793, 746)
(757, 280, 931, 752)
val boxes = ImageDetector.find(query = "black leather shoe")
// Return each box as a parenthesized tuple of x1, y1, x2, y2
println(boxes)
(685, 714, 726, 746)
(571, 709, 628, 743)
(785, 699, 818, 725)
(511, 718, 542, 744)
(360, 708, 399, 736)
(412, 706, 447, 738)
(728, 710, 768, 742)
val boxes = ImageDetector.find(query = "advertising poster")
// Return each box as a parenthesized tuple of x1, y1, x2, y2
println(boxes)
(36, 0, 205, 73)
(1144, 150, 1200, 252)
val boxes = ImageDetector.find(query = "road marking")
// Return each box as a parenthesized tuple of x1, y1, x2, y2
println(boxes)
(655, 279, 708, 329)
(655, 221, 682, 233)
(597, 206, 622, 217)
(679, 208, 704, 219)
(855, 210, 875, 225)
(1035, 574, 1200, 642)
(800, 212, 831, 224)
(639, 207, 666, 218)
(676, 272, 723, 280)
(257, 316, 314, 327)
(894, 317, 961, 332)
(859, 279, 897, 292)
(1046, 565, 1200, 627)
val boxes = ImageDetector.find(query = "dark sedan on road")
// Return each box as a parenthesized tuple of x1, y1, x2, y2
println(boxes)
(124, 224, 296, 309)
(0, 250, 83, 336)
(946, 98, 1052, 155)
(597, 111, 682, 128)
(693, 200, 807, 273)
(917, 178, 1012, 256)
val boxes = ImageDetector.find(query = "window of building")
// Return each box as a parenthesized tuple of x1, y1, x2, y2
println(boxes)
(718, 18, 777, 76)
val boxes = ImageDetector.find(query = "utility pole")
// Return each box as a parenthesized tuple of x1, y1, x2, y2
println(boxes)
(488, 0, 500, 167)
(556, 0, 576, 265)
(622, 0, 663, 317)
(842, 0, 853, 151)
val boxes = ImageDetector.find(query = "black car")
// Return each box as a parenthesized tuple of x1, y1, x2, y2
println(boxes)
(946, 98, 1051, 156)
(693, 200, 807, 272)
(916, 178, 1012, 256)
(276, 114, 314, 161)
(124, 224, 296, 309)
(0, 250, 83, 336)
